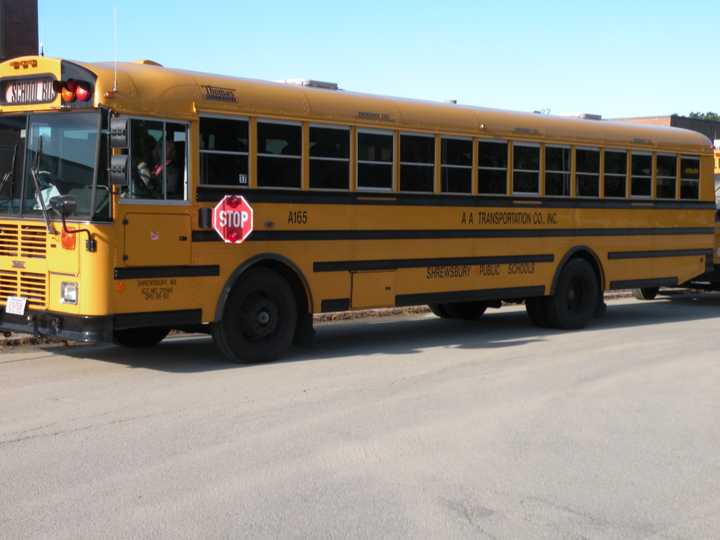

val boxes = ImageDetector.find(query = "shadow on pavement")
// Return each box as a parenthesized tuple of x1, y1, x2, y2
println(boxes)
(61, 292, 720, 373)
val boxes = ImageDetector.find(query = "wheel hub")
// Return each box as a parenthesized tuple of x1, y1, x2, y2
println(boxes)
(240, 294, 279, 341)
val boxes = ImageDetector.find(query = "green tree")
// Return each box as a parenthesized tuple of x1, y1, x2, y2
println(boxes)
(688, 111, 720, 121)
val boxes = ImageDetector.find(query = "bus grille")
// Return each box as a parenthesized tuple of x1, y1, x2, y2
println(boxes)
(0, 270, 47, 309)
(0, 224, 47, 259)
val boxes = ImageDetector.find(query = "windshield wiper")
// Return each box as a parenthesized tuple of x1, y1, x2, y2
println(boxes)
(0, 143, 18, 200)
(29, 137, 54, 233)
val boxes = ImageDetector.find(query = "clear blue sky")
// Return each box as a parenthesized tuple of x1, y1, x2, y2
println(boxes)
(37, 0, 719, 118)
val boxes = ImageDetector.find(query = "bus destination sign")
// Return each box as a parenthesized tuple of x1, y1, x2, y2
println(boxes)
(2, 78, 56, 105)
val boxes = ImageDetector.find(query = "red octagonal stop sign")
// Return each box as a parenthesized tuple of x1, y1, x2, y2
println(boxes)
(212, 195, 254, 244)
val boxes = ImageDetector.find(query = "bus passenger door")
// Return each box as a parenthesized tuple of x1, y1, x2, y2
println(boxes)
(116, 118, 192, 267)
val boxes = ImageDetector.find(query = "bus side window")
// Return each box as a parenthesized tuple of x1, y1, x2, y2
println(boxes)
(478, 141, 508, 195)
(165, 123, 187, 200)
(199, 117, 249, 187)
(604, 150, 627, 198)
(441, 137, 472, 194)
(680, 156, 700, 200)
(309, 125, 349, 190)
(127, 119, 188, 201)
(576, 148, 600, 197)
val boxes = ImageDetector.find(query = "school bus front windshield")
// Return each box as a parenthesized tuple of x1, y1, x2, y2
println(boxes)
(0, 111, 106, 220)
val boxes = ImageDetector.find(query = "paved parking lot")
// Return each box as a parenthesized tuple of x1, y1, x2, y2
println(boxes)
(1, 294, 719, 539)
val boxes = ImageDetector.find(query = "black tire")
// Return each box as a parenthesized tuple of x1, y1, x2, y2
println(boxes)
(428, 303, 452, 318)
(443, 301, 487, 320)
(545, 259, 599, 330)
(633, 287, 659, 300)
(525, 297, 550, 327)
(213, 269, 297, 364)
(113, 327, 170, 348)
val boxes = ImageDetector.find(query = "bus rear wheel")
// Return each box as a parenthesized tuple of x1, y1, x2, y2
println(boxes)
(633, 287, 659, 300)
(544, 259, 599, 329)
(430, 301, 487, 320)
(113, 327, 170, 348)
(213, 268, 297, 364)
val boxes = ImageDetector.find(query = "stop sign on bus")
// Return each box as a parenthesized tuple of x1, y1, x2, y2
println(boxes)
(212, 195, 254, 244)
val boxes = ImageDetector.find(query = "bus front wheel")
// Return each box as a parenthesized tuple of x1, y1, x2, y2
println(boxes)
(113, 327, 170, 348)
(213, 268, 297, 364)
(544, 259, 599, 329)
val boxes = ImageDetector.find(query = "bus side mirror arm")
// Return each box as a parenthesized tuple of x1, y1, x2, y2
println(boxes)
(49, 195, 98, 253)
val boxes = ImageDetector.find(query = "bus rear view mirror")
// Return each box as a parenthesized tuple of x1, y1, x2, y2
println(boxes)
(110, 155, 128, 186)
(49, 195, 77, 217)
(110, 117, 128, 148)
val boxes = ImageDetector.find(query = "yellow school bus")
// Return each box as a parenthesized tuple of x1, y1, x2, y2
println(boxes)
(0, 56, 716, 363)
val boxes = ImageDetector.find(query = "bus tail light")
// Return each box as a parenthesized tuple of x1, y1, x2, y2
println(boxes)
(61, 228, 76, 250)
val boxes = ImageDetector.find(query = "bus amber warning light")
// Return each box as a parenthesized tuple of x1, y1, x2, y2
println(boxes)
(212, 195, 254, 244)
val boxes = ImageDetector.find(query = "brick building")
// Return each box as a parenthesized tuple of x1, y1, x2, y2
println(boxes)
(614, 114, 720, 144)
(0, 0, 38, 62)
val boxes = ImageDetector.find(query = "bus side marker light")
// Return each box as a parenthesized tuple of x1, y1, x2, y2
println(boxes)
(61, 228, 76, 250)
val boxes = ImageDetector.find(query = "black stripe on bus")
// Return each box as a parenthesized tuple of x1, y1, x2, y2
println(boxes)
(195, 188, 716, 210)
(192, 227, 714, 243)
(114, 265, 220, 280)
(395, 286, 546, 307)
(320, 298, 351, 312)
(313, 254, 554, 273)
(608, 248, 713, 260)
(609, 277, 678, 290)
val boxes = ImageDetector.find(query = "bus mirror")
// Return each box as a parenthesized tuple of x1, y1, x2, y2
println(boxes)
(110, 155, 128, 186)
(110, 117, 128, 148)
(49, 195, 78, 217)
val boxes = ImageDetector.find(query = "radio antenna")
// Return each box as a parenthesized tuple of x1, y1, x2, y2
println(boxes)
(112, 6, 119, 92)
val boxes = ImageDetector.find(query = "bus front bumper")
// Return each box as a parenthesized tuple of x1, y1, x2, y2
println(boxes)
(0, 310, 113, 343)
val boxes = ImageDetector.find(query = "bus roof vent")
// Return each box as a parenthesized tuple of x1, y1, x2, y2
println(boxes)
(581, 113, 602, 120)
(134, 59, 163, 67)
(281, 79, 339, 91)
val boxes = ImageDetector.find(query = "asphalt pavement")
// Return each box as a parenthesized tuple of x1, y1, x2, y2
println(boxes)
(1, 294, 719, 539)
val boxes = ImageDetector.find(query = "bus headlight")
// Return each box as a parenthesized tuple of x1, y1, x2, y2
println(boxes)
(60, 282, 78, 305)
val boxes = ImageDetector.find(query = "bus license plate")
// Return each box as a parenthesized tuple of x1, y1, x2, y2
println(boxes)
(5, 297, 27, 316)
